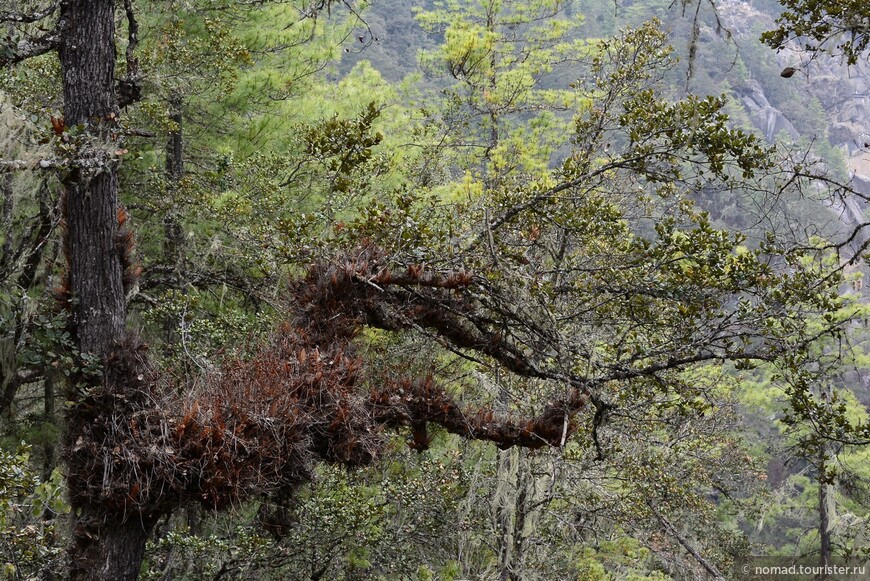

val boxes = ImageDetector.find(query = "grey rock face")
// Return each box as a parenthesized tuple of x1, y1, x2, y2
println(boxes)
(735, 79, 801, 142)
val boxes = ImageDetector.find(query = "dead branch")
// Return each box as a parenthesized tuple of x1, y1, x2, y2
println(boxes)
(0, 3, 58, 24)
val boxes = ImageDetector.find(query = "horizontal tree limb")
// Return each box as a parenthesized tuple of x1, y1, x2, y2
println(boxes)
(0, 150, 123, 173)
(0, 30, 60, 68)
(0, 3, 58, 24)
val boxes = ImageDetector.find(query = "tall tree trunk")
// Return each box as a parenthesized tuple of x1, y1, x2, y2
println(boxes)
(819, 447, 832, 576)
(60, 0, 126, 352)
(165, 97, 202, 538)
(818, 386, 833, 576)
(163, 95, 185, 347)
(165, 95, 184, 183)
(58, 1, 151, 578)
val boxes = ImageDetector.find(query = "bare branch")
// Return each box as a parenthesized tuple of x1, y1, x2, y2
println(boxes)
(648, 502, 726, 580)
(0, 149, 124, 173)
(0, 29, 60, 68)
(0, 159, 58, 172)
(0, 2, 58, 23)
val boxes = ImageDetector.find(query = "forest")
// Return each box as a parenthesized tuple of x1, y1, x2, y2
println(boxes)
(1, 0, 869, 579)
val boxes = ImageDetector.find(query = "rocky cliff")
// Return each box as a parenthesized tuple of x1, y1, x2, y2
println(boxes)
(719, 0, 870, 193)
(713, 0, 870, 255)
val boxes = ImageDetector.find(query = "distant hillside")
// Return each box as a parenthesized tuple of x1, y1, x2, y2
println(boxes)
(338, 0, 869, 250)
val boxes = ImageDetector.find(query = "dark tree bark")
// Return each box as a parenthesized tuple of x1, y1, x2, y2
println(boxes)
(163, 94, 185, 277)
(58, 2, 149, 579)
(70, 518, 154, 581)
(165, 95, 184, 182)
(59, 0, 126, 353)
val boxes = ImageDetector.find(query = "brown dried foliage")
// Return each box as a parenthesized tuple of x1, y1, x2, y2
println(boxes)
(65, 244, 587, 523)
(370, 375, 586, 451)
(115, 206, 142, 295)
(53, 199, 140, 309)
(65, 330, 380, 515)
